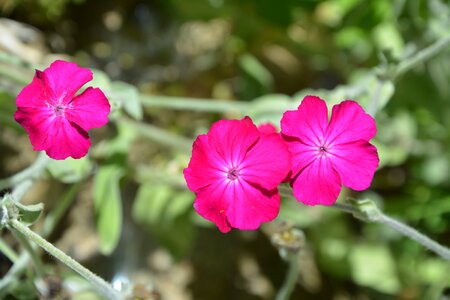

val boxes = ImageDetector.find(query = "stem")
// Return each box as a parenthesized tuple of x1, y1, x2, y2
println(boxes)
(0, 152, 50, 191)
(140, 95, 248, 113)
(367, 78, 385, 117)
(120, 117, 192, 150)
(10, 227, 45, 278)
(394, 34, 450, 80)
(8, 220, 121, 300)
(275, 254, 300, 300)
(379, 215, 450, 261)
(332, 203, 450, 261)
(0, 184, 80, 295)
(0, 237, 18, 263)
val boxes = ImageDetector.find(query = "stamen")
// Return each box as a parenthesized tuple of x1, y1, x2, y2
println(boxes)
(54, 104, 65, 116)
(227, 168, 240, 180)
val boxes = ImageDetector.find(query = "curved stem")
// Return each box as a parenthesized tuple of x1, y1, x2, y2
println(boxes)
(140, 95, 248, 113)
(275, 254, 300, 300)
(0, 184, 80, 295)
(8, 220, 121, 300)
(0, 237, 18, 263)
(120, 117, 192, 150)
(379, 215, 450, 261)
(332, 203, 450, 261)
(10, 227, 45, 278)
(394, 34, 450, 80)
(0, 153, 50, 191)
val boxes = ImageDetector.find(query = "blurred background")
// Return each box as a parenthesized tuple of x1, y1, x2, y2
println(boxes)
(0, 0, 449, 299)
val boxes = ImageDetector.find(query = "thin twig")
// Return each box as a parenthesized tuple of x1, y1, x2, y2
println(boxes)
(9, 220, 122, 300)
(275, 254, 300, 300)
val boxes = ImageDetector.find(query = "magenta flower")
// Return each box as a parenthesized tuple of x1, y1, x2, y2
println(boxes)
(184, 117, 291, 233)
(14, 60, 110, 160)
(281, 96, 379, 206)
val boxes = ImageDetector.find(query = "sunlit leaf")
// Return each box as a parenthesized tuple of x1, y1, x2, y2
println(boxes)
(92, 164, 124, 255)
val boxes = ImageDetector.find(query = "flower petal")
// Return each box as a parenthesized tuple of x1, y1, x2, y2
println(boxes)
(281, 95, 328, 146)
(292, 157, 342, 206)
(325, 100, 376, 145)
(284, 139, 317, 176)
(257, 122, 278, 134)
(16, 71, 56, 108)
(43, 60, 93, 103)
(240, 133, 290, 190)
(329, 140, 379, 191)
(14, 106, 54, 150)
(44, 117, 91, 160)
(65, 87, 110, 131)
(208, 117, 260, 167)
(226, 181, 280, 230)
(184, 134, 228, 192)
(193, 181, 232, 233)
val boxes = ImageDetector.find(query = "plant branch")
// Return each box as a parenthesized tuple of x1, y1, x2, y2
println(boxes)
(393, 34, 450, 80)
(0, 237, 18, 263)
(0, 153, 50, 191)
(333, 202, 450, 261)
(379, 214, 450, 260)
(120, 117, 192, 151)
(140, 95, 248, 113)
(8, 220, 121, 300)
(275, 254, 300, 300)
(10, 227, 45, 278)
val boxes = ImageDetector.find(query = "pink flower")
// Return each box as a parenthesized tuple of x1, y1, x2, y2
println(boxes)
(184, 117, 291, 233)
(14, 60, 110, 160)
(280, 96, 379, 206)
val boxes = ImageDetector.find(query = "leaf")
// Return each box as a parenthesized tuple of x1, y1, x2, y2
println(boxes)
(109, 81, 143, 120)
(132, 183, 172, 224)
(14, 201, 44, 226)
(349, 243, 401, 293)
(92, 165, 124, 255)
(47, 157, 93, 184)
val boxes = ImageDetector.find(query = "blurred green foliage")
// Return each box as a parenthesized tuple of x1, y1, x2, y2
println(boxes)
(1, 0, 450, 299)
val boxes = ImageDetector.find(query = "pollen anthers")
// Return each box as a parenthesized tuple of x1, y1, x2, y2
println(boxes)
(226, 167, 240, 180)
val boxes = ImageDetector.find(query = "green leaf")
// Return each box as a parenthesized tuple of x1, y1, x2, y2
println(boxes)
(132, 183, 172, 224)
(14, 201, 44, 226)
(47, 157, 93, 184)
(349, 243, 401, 293)
(92, 165, 124, 255)
(109, 81, 143, 120)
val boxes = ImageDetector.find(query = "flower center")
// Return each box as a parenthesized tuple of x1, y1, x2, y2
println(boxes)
(53, 104, 65, 116)
(318, 145, 329, 156)
(227, 168, 240, 181)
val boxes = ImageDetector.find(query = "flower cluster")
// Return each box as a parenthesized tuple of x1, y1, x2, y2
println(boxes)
(184, 96, 379, 232)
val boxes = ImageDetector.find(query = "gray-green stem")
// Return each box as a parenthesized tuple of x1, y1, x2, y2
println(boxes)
(275, 254, 300, 300)
(393, 34, 450, 80)
(8, 220, 122, 300)
(0, 152, 50, 191)
(333, 203, 450, 261)
(10, 227, 45, 278)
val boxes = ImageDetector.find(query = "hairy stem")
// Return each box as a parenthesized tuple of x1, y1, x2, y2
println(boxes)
(275, 254, 300, 300)
(120, 117, 192, 150)
(10, 227, 45, 278)
(0, 185, 80, 295)
(394, 34, 450, 79)
(8, 220, 121, 300)
(140, 95, 247, 113)
(0, 237, 18, 263)
(379, 214, 450, 260)
(332, 203, 450, 261)
(0, 153, 50, 191)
